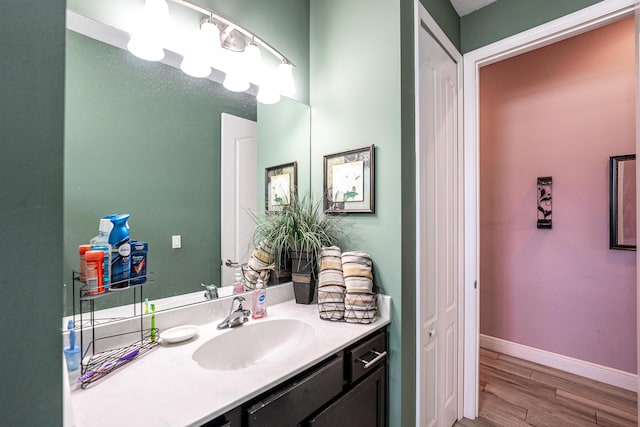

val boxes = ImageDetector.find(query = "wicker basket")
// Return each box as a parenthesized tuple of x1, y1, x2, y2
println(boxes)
(318, 290, 377, 324)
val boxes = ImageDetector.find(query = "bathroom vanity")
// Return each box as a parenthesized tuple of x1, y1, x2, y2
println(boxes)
(66, 286, 390, 427)
(206, 328, 387, 427)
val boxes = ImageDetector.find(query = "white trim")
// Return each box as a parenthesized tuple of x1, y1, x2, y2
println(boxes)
(480, 335, 638, 392)
(413, 2, 422, 425)
(463, 0, 639, 419)
(636, 5, 640, 418)
(415, 3, 465, 425)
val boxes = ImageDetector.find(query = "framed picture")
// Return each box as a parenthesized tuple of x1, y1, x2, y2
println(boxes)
(610, 154, 636, 250)
(265, 161, 297, 213)
(323, 145, 375, 214)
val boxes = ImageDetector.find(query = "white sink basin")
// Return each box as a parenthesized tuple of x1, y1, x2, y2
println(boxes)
(192, 319, 315, 371)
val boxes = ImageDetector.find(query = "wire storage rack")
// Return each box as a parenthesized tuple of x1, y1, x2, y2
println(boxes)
(71, 271, 160, 389)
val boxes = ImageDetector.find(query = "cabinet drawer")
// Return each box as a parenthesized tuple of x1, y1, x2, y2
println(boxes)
(246, 354, 344, 427)
(347, 329, 386, 384)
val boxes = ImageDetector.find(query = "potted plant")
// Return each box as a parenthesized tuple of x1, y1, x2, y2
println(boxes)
(252, 194, 346, 304)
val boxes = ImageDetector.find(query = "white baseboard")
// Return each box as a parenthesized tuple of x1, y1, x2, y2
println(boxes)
(480, 334, 637, 391)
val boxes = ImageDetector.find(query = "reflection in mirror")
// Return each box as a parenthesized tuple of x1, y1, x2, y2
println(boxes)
(63, 14, 310, 317)
(610, 155, 636, 250)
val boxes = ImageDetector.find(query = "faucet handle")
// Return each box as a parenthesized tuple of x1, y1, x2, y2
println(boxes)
(232, 296, 246, 310)
(201, 283, 219, 300)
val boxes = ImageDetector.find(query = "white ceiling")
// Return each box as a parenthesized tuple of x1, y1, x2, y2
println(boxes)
(450, 0, 498, 16)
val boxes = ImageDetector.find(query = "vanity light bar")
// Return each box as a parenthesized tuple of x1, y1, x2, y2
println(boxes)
(169, 0, 296, 68)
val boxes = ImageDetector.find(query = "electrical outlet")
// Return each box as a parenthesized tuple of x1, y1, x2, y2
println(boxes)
(172, 235, 182, 249)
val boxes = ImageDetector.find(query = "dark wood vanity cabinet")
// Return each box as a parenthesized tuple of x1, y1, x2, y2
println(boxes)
(308, 328, 387, 427)
(201, 327, 387, 427)
(306, 364, 386, 427)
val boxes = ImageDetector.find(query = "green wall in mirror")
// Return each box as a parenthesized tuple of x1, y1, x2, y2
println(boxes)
(64, 30, 257, 313)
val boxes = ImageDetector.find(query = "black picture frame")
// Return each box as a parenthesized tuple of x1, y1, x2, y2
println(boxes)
(265, 162, 297, 213)
(610, 154, 636, 250)
(323, 145, 375, 214)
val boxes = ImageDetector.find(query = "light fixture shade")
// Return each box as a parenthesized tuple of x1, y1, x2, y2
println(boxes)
(180, 56, 211, 78)
(127, 0, 170, 61)
(179, 20, 217, 78)
(277, 62, 295, 96)
(223, 51, 250, 92)
(223, 72, 250, 92)
(257, 73, 281, 104)
(200, 20, 221, 65)
(244, 43, 262, 84)
(128, 34, 164, 61)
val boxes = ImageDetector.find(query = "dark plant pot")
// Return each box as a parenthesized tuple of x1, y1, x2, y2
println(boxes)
(290, 251, 316, 304)
(269, 250, 292, 286)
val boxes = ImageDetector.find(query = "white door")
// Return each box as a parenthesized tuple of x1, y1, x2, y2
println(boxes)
(221, 113, 257, 286)
(417, 13, 462, 427)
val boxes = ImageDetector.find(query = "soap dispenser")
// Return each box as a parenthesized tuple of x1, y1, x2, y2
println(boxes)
(233, 268, 245, 295)
(252, 279, 267, 319)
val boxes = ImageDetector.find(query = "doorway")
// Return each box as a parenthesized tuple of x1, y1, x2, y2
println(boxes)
(220, 113, 257, 286)
(463, 0, 640, 419)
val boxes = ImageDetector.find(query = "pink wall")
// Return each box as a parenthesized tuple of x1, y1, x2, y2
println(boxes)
(479, 17, 637, 373)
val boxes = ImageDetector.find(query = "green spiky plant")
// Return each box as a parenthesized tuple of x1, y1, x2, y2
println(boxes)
(252, 193, 347, 275)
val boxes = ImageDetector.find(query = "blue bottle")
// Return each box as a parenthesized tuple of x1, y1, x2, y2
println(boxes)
(129, 240, 148, 286)
(108, 214, 131, 289)
(89, 218, 112, 290)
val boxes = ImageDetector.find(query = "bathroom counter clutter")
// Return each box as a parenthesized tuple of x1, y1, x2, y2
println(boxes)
(67, 294, 391, 427)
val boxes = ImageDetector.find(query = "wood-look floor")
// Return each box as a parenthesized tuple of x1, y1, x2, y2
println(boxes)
(454, 348, 638, 427)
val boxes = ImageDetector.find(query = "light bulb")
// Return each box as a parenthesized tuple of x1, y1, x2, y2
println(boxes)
(277, 61, 295, 96)
(127, 0, 170, 62)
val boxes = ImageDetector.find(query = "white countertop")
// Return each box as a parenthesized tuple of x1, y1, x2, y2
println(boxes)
(68, 295, 391, 426)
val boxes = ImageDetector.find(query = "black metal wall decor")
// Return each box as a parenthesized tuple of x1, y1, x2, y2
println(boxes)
(537, 176, 552, 229)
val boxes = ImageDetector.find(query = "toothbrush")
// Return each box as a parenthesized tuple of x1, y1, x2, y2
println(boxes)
(144, 298, 149, 314)
(150, 303, 156, 343)
(78, 349, 140, 383)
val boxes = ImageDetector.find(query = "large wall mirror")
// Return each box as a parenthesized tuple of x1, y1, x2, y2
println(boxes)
(610, 154, 636, 250)
(63, 4, 310, 316)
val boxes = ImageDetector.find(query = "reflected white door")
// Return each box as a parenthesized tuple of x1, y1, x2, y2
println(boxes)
(221, 113, 257, 286)
(417, 18, 461, 427)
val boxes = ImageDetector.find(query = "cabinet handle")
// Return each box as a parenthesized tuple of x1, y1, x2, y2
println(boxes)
(357, 350, 387, 369)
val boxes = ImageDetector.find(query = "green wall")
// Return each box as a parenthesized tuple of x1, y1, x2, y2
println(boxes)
(0, 0, 65, 425)
(461, 0, 603, 52)
(310, 0, 404, 423)
(64, 31, 256, 313)
(419, 0, 461, 50)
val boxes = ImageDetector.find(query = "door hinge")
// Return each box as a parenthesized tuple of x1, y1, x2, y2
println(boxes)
(474, 280, 477, 289)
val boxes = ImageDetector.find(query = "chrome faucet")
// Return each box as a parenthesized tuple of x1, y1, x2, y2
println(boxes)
(202, 283, 219, 300)
(217, 296, 251, 329)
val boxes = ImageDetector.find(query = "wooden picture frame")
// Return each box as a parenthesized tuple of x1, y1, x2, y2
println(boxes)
(610, 154, 636, 250)
(323, 145, 375, 214)
(265, 162, 297, 213)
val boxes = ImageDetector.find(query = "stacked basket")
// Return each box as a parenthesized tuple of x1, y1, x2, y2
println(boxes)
(318, 247, 377, 324)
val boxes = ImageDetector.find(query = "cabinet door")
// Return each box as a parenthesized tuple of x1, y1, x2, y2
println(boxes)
(246, 354, 344, 427)
(307, 365, 386, 427)
(200, 406, 241, 427)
